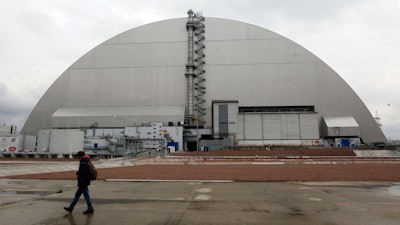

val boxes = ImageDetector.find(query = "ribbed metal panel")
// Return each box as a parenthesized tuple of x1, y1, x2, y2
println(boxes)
(243, 114, 262, 139)
(299, 114, 319, 139)
(284, 114, 300, 139)
(242, 113, 318, 140)
(262, 114, 282, 139)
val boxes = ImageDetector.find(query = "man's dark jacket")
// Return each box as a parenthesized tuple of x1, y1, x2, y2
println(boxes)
(76, 154, 91, 187)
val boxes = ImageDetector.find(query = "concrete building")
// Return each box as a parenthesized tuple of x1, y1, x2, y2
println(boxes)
(20, 10, 386, 153)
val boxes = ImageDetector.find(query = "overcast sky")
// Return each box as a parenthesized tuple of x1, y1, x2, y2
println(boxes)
(0, 0, 399, 140)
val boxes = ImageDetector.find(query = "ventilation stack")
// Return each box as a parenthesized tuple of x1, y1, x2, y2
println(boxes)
(185, 9, 206, 127)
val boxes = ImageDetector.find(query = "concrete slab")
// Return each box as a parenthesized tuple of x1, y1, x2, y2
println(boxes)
(0, 179, 399, 225)
(354, 150, 400, 157)
(0, 159, 128, 177)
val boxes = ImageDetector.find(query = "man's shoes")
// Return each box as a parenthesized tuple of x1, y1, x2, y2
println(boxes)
(64, 207, 73, 213)
(83, 209, 94, 214)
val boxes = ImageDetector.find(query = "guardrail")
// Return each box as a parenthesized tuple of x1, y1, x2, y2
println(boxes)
(0, 152, 62, 159)
(0, 148, 165, 159)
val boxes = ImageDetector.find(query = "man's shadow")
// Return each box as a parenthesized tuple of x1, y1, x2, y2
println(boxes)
(63, 213, 93, 225)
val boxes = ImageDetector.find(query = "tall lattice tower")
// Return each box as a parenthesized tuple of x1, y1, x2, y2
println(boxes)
(185, 9, 206, 127)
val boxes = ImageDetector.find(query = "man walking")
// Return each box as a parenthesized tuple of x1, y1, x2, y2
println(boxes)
(64, 151, 94, 214)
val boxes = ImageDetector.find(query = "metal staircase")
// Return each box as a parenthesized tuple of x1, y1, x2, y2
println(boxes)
(185, 9, 206, 127)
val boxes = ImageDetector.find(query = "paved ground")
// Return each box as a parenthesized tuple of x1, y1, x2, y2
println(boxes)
(0, 179, 399, 225)
(1, 149, 400, 224)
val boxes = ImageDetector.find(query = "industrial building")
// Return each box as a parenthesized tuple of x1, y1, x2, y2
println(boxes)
(9, 10, 386, 156)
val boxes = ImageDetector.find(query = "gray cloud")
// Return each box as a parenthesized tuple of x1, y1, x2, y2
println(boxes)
(0, 81, 8, 95)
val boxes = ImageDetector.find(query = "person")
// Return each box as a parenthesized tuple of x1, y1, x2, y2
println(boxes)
(64, 151, 94, 214)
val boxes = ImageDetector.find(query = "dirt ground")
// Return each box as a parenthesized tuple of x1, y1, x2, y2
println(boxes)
(5, 163, 399, 182)
(2, 148, 400, 182)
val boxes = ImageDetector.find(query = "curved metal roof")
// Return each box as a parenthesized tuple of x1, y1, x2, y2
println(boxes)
(21, 17, 386, 143)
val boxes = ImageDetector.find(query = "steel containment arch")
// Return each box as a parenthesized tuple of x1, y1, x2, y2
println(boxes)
(21, 11, 386, 150)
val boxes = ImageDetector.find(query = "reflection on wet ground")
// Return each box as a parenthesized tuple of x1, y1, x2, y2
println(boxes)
(0, 179, 399, 225)
(388, 184, 400, 196)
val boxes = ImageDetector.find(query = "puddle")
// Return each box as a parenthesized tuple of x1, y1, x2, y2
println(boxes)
(194, 194, 211, 200)
(388, 185, 400, 197)
(0, 190, 17, 195)
(0, 189, 56, 195)
(195, 188, 212, 193)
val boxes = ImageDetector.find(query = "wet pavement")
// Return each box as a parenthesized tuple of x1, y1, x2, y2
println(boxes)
(1, 179, 400, 225)
(0, 159, 130, 177)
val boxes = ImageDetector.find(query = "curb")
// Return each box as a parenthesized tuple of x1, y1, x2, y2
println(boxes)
(104, 179, 234, 183)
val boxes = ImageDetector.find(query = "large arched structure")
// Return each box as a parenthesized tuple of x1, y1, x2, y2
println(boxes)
(21, 16, 386, 148)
